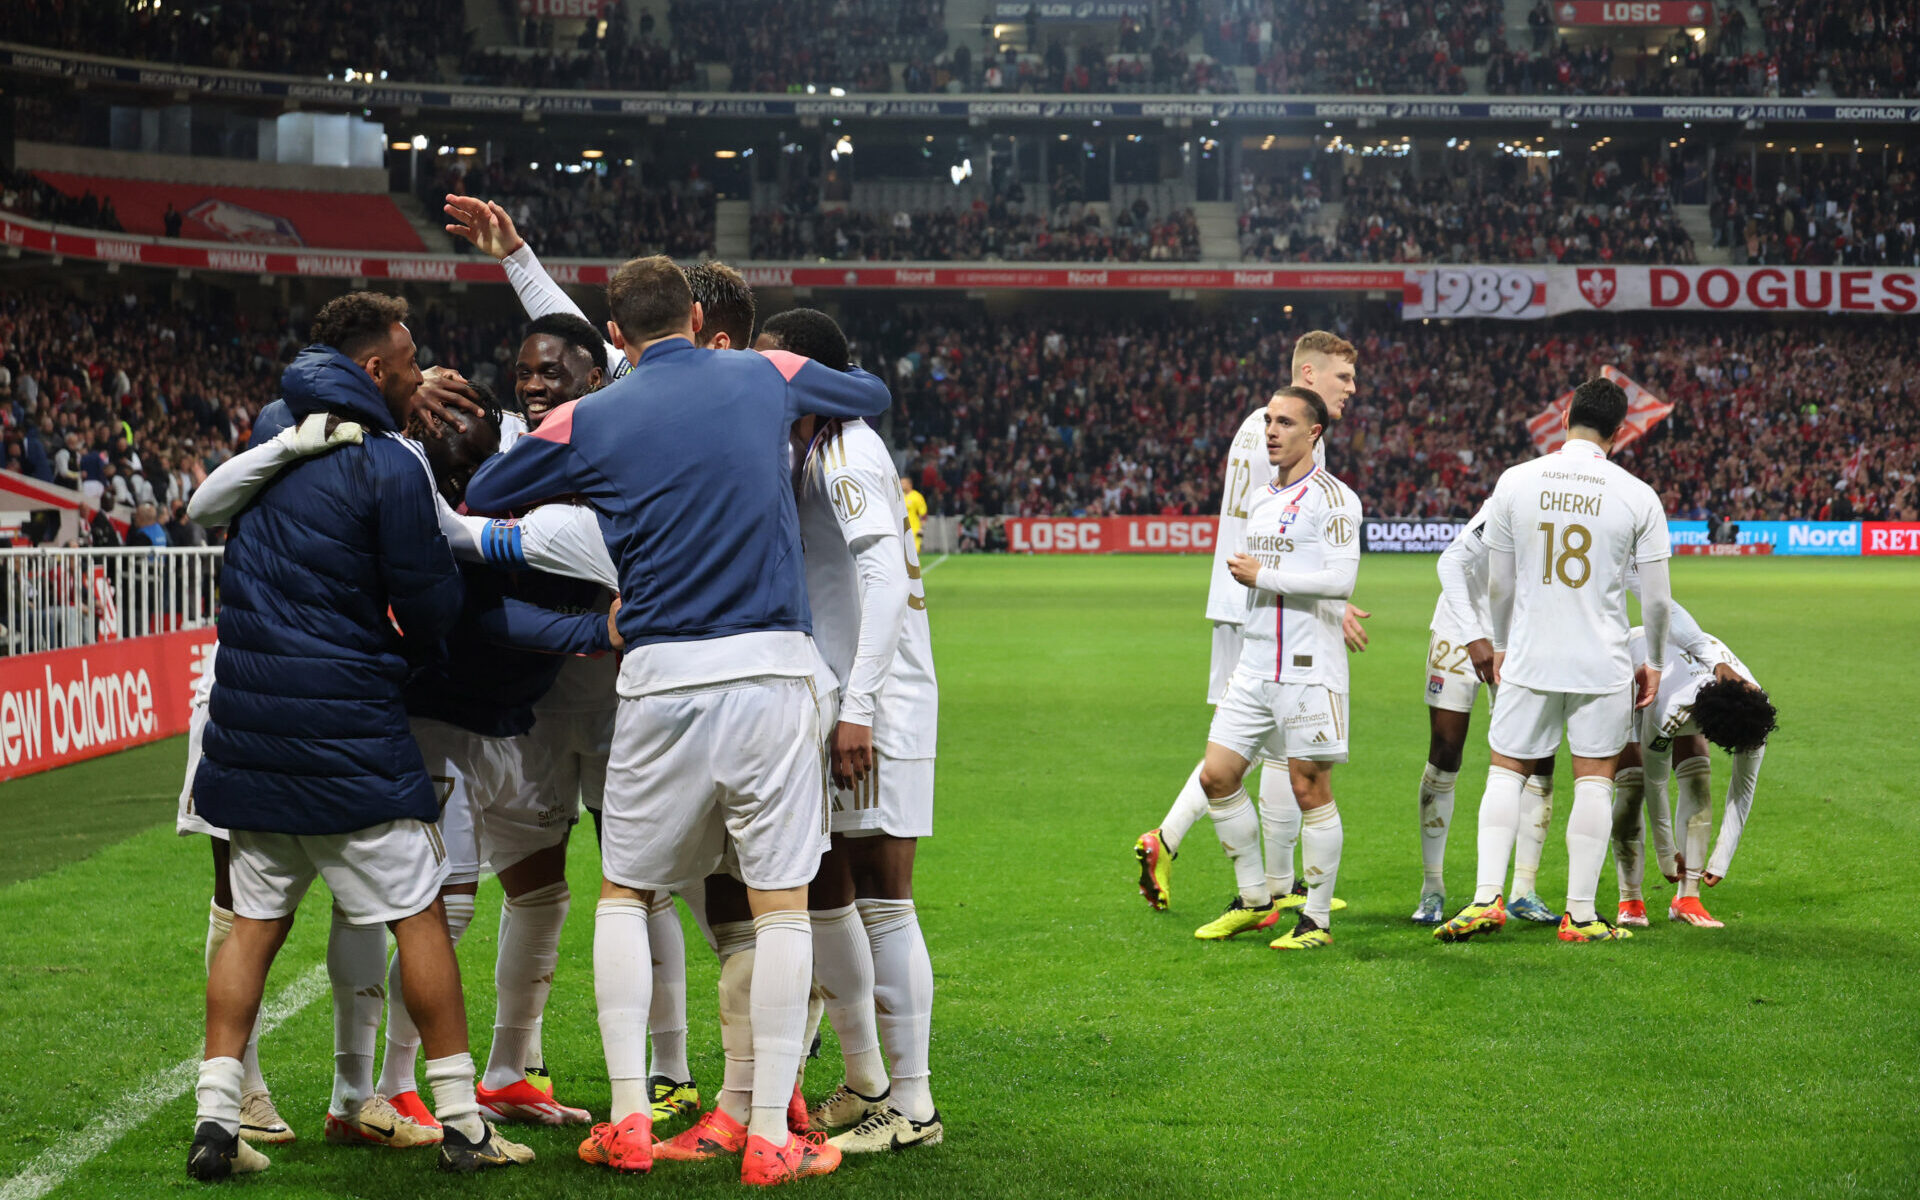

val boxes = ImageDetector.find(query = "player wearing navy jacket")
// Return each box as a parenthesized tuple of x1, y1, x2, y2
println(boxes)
(464, 256, 889, 1184)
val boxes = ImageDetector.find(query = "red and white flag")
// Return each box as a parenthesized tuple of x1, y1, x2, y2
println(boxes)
(1527, 366, 1675, 454)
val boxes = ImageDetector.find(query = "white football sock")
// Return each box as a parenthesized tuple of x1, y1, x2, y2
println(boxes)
(483, 881, 569, 1091)
(207, 901, 268, 1095)
(593, 897, 652, 1122)
(714, 925, 757, 1125)
(1675, 756, 1713, 899)
(1258, 761, 1302, 897)
(811, 905, 885, 1096)
(378, 893, 472, 1099)
(748, 911, 813, 1146)
(1158, 762, 1209, 855)
(1642, 745, 1678, 878)
(1708, 745, 1764, 879)
(424, 1052, 485, 1142)
(1472, 766, 1527, 904)
(326, 906, 386, 1118)
(525, 1017, 544, 1072)
(1208, 787, 1269, 907)
(1610, 767, 1647, 902)
(1511, 773, 1554, 896)
(1299, 801, 1343, 927)
(1417, 763, 1456, 894)
(1564, 775, 1615, 923)
(646, 894, 690, 1084)
(797, 983, 825, 1090)
(858, 897, 935, 1121)
(196, 1056, 244, 1138)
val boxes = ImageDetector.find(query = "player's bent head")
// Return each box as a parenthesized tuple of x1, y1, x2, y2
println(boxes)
(1689, 676, 1777, 755)
(607, 255, 695, 346)
(522, 313, 609, 381)
(1273, 384, 1329, 441)
(1290, 330, 1356, 373)
(311, 292, 410, 364)
(758, 308, 850, 372)
(1568, 377, 1629, 441)
(414, 381, 503, 506)
(685, 260, 756, 350)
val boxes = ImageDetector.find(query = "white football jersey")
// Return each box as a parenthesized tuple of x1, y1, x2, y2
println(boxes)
(1629, 625, 1758, 749)
(1485, 438, 1671, 694)
(1234, 465, 1361, 691)
(1206, 407, 1329, 623)
(1430, 502, 1492, 640)
(800, 419, 938, 760)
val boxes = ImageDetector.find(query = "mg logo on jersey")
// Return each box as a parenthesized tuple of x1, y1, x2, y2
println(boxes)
(1577, 268, 1617, 308)
(829, 477, 868, 520)
(1326, 515, 1355, 546)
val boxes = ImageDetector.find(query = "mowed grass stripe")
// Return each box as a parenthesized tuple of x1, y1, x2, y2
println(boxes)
(3, 555, 1917, 1198)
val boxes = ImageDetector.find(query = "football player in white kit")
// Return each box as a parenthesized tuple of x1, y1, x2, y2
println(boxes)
(1134, 332, 1362, 916)
(1612, 623, 1775, 928)
(1436, 377, 1673, 945)
(1188, 386, 1361, 951)
(1413, 506, 1562, 927)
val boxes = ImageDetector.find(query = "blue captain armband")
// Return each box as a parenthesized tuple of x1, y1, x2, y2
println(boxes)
(480, 518, 527, 568)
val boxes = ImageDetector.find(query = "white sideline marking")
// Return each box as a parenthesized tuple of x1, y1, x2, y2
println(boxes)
(0, 964, 328, 1200)
(923, 554, 949, 573)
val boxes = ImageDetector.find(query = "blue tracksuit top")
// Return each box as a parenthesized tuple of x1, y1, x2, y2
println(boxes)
(463, 340, 892, 649)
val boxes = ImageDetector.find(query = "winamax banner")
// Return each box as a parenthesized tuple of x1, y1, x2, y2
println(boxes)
(0, 628, 214, 780)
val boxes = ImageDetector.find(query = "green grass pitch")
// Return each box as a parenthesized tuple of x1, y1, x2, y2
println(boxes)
(2, 554, 1917, 1198)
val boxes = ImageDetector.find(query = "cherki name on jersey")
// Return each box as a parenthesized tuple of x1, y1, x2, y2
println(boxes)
(1540, 490, 1604, 516)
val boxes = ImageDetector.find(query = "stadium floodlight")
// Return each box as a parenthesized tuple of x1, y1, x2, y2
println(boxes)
(830, 87, 847, 97)
(831, 135, 854, 161)
(411, 134, 428, 150)
(582, 149, 605, 158)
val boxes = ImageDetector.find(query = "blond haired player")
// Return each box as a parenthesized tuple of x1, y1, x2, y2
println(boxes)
(1436, 377, 1672, 945)
(1135, 331, 1363, 915)
(1188, 386, 1360, 951)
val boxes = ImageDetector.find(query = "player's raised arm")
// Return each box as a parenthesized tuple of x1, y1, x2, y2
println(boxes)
(445, 195, 627, 377)
(761, 349, 892, 420)
(464, 399, 591, 514)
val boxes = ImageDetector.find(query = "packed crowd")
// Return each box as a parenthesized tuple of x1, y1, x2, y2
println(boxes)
(861, 310, 1917, 526)
(667, 0, 946, 92)
(1240, 161, 1696, 265)
(0, 291, 516, 547)
(0, 168, 124, 234)
(1214, 0, 1502, 96)
(0, 0, 467, 82)
(437, 163, 716, 260)
(1712, 157, 1920, 266)
(752, 196, 1200, 262)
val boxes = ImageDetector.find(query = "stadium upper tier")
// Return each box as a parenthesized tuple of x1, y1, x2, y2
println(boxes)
(1, 0, 1916, 102)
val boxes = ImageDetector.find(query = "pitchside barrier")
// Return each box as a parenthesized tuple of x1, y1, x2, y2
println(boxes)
(0, 547, 221, 779)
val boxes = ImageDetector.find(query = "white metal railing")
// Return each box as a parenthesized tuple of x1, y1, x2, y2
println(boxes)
(0, 546, 224, 656)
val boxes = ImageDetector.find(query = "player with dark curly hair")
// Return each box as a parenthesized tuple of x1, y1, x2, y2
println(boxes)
(1612, 617, 1775, 929)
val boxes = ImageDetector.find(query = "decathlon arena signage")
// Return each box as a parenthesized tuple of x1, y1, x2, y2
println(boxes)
(5, 44, 1919, 125)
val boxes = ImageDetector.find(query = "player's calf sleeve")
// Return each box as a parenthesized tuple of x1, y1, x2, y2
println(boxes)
(1643, 747, 1678, 876)
(326, 906, 386, 1117)
(645, 894, 691, 1084)
(1610, 767, 1647, 901)
(483, 881, 569, 1091)
(1299, 802, 1343, 927)
(811, 905, 884, 1095)
(1675, 756, 1713, 898)
(424, 1052, 485, 1142)
(1709, 745, 1764, 880)
(715, 932, 756, 1124)
(1511, 773, 1554, 895)
(1208, 788, 1270, 907)
(1563, 776, 1615, 924)
(748, 912, 813, 1145)
(594, 897, 653, 1122)
(443, 892, 475, 946)
(206, 900, 234, 975)
(1159, 762, 1210, 856)
(1258, 762, 1302, 896)
(1472, 766, 1527, 904)
(1418, 764, 1457, 893)
(196, 1056, 245, 1138)
(859, 898, 935, 1122)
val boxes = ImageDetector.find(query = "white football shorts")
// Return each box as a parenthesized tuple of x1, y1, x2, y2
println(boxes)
(832, 753, 935, 839)
(413, 717, 572, 886)
(524, 705, 616, 815)
(601, 676, 829, 894)
(1423, 627, 1485, 714)
(1207, 621, 1243, 706)
(229, 819, 449, 926)
(175, 696, 225, 840)
(1488, 681, 1633, 760)
(1207, 672, 1349, 764)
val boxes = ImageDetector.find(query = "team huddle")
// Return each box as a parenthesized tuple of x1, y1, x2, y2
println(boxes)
(177, 197, 940, 1185)
(1132, 334, 1778, 946)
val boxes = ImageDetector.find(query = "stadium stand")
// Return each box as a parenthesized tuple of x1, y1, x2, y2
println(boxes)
(750, 201, 1201, 262)
(5, 173, 425, 251)
(438, 162, 717, 259)
(1710, 155, 1920, 266)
